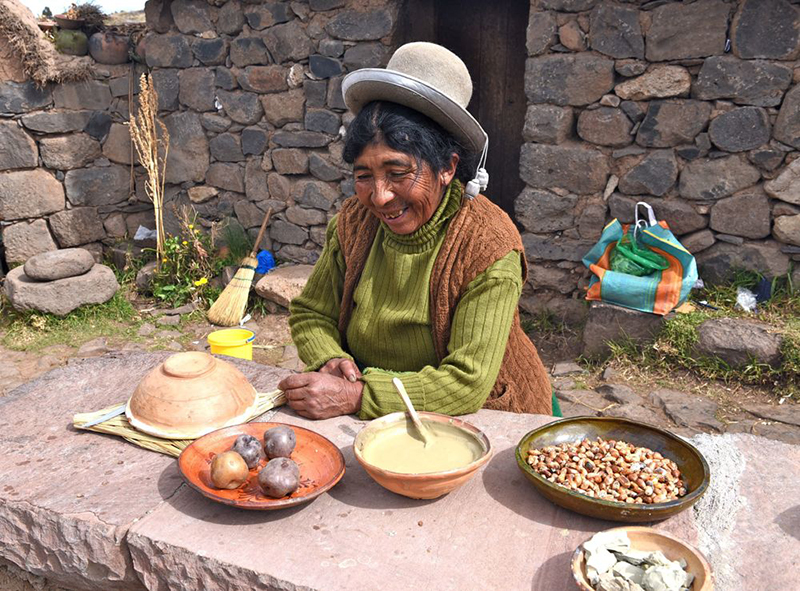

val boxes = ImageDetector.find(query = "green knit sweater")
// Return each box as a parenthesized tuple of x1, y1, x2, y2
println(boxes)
(288, 184, 523, 419)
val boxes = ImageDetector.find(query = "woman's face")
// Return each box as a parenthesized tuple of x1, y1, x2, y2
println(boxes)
(353, 141, 458, 235)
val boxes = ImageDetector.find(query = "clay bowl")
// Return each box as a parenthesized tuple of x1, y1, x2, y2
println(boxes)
(515, 417, 710, 522)
(353, 411, 492, 500)
(179, 422, 345, 510)
(126, 352, 257, 440)
(571, 526, 713, 590)
(54, 14, 85, 29)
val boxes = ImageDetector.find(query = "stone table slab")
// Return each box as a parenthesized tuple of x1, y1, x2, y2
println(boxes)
(127, 410, 800, 591)
(0, 352, 291, 591)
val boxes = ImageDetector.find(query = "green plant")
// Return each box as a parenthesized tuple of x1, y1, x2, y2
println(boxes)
(220, 221, 253, 265)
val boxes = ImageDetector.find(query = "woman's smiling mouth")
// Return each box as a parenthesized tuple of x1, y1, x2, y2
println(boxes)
(382, 207, 408, 221)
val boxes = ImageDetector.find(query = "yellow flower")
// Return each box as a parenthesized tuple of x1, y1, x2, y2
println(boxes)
(188, 224, 194, 229)
(161, 258, 167, 263)
(194, 277, 208, 286)
(182, 240, 188, 245)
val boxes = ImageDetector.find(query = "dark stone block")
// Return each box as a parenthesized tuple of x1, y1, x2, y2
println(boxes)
(304, 109, 340, 135)
(522, 234, 596, 262)
(0, 81, 52, 114)
(692, 56, 792, 107)
(327, 76, 346, 110)
(747, 148, 785, 172)
(242, 127, 268, 155)
(731, 0, 800, 60)
(318, 39, 344, 58)
(678, 155, 761, 201)
(308, 153, 343, 181)
(522, 104, 573, 144)
(215, 67, 238, 91)
(540, 0, 598, 11)
(304, 79, 327, 108)
(230, 36, 270, 68)
(646, 0, 730, 61)
(710, 192, 771, 239)
(525, 54, 614, 106)
(217, 90, 264, 125)
(218, 0, 245, 35)
(618, 150, 678, 197)
(520, 144, 609, 194)
(589, 4, 644, 59)
(708, 107, 771, 153)
(244, 3, 291, 30)
(343, 43, 388, 69)
(636, 99, 711, 148)
(273, 131, 332, 148)
(210, 133, 245, 162)
(609, 193, 706, 236)
(526, 10, 557, 57)
(83, 111, 113, 141)
(309, 55, 342, 79)
(325, 9, 393, 41)
(145, 33, 193, 68)
(151, 68, 179, 111)
(774, 84, 800, 149)
(309, 0, 345, 11)
(576, 107, 632, 147)
(515, 188, 577, 233)
(264, 21, 314, 64)
(192, 38, 228, 66)
(237, 66, 288, 94)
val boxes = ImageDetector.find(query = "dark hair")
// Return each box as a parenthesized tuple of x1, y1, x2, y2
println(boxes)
(343, 101, 478, 184)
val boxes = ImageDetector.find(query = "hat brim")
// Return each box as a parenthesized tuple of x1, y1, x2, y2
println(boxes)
(342, 69, 487, 154)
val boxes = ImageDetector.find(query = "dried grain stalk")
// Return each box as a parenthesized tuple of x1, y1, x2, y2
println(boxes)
(129, 73, 169, 266)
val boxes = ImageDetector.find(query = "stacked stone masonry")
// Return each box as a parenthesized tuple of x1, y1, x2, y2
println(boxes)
(519, 0, 800, 323)
(2, 0, 800, 318)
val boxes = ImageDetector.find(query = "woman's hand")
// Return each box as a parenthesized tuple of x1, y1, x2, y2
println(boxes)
(318, 357, 362, 382)
(278, 372, 364, 420)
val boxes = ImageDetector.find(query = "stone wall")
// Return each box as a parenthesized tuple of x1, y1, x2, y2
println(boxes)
(519, 0, 800, 324)
(0, 0, 396, 271)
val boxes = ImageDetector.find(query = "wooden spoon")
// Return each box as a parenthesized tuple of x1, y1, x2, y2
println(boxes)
(392, 377, 433, 447)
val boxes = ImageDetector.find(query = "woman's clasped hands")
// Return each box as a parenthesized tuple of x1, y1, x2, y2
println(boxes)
(278, 358, 364, 420)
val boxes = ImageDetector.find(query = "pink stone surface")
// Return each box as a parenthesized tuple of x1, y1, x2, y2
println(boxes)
(0, 352, 290, 591)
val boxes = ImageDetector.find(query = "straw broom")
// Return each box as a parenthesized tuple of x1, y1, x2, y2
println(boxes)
(207, 208, 272, 326)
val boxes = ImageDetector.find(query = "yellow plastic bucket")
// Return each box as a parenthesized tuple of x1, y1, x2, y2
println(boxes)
(207, 329, 255, 360)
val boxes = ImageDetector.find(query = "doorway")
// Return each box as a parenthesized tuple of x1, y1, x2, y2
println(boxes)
(397, 0, 529, 221)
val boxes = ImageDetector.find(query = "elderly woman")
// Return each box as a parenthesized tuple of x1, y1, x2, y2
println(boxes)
(278, 43, 552, 420)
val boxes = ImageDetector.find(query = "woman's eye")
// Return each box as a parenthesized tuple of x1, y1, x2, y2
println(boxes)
(355, 175, 371, 182)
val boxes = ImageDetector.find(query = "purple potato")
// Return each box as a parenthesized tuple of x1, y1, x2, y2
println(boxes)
(258, 458, 300, 498)
(263, 425, 296, 459)
(232, 433, 265, 469)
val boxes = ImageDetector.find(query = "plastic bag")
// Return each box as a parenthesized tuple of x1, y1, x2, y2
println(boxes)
(735, 286, 757, 312)
(610, 231, 669, 277)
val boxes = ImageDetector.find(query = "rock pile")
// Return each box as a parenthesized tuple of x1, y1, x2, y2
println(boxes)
(4, 248, 119, 315)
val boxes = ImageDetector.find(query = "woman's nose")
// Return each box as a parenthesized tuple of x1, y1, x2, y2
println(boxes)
(371, 178, 394, 208)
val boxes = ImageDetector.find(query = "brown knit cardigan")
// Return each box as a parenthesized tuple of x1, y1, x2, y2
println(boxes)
(335, 189, 552, 415)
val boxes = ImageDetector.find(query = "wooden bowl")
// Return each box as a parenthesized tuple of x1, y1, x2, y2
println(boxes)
(571, 526, 713, 590)
(178, 422, 345, 510)
(353, 411, 492, 500)
(515, 417, 710, 522)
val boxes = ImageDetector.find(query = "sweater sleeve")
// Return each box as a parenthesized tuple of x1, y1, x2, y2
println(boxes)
(357, 251, 523, 419)
(288, 216, 354, 371)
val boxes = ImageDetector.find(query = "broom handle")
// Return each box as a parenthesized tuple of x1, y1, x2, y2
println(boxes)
(249, 207, 273, 258)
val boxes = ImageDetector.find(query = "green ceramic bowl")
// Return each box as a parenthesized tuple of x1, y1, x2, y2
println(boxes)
(515, 417, 710, 522)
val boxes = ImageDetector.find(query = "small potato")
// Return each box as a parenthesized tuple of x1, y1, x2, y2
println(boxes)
(210, 451, 249, 490)
(258, 457, 300, 498)
(263, 425, 296, 459)
(232, 433, 265, 469)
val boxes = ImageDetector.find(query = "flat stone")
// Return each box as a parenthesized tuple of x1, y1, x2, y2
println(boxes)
(708, 107, 771, 153)
(615, 66, 691, 101)
(308, 153, 342, 182)
(0, 170, 64, 220)
(230, 36, 269, 68)
(48, 207, 107, 248)
(23, 248, 95, 281)
(75, 337, 110, 358)
(138, 323, 156, 336)
(558, 21, 586, 52)
(263, 21, 314, 64)
(293, 180, 337, 209)
(243, 2, 290, 30)
(774, 84, 800, 149)
(39, 133, 101, 171)
(206, 163, 245, 192)
(2, 219, 58, 264)
(53, 80, 111, 111)
(254, 264, 314, 307)
(272, 148, 309, 175)
(747, 148, 785, 172)
(589, 4, 643, 59)
(200, 113, 231, 133)
(151, 68, 180, 111)
(145, 0, 174, 32)
(5, 264, 119, 316)
(710, 192, 771, 239)
(209, 133, 245, 163)
(179, 68, 216, 112)
(242, 127, 268, 156)
(679, 155, 761, 201)
(541, 0, 598, 10)
(615, 60, 647, 78)
(765, 156, 800, 205)
(269, 219, 307, 245)
(157, 315, 181, 327)
(0, 80, 52, 113)
(305, 109, 340, 135)
(325, 9, 393, 41)
(102, 123, 137, 165)
(215, 67, 238, 91)
(188, 186, 218, 204)
(261, 88, 306, 127)
(309, 0, 345, 11)
(522, 234, 595, 262)
(64, 165, 129, 207)
(343, 43, 388, 70)
(648, 389, 723, 432)
(171, 0, 213, 34)
(596, 383, 640, 405)
(576, 107, 632, 147)
(692, 56, 792, 107)
(528, 265, 578, 294)
(192, 38, 228, 66)
(515, 189, 576, 234)
(525, 54, 614, 106)
(727, 420, 800, 445)
(309, 55, 342, 79)
(20, 110, 92, 134)
(0, 120, 37, 170)
(742, 403, 800, 428)
(582, 301, 664, 359)
(551, 361, 584, 377)
(731, 0, 800, 60)
(217, 90, 264, 125)
(522, 105, 573, 145)
(164, 112, 209, 184)
(646, 0, 729, 61)
(234, 200, 267, 229)
(696, 240, 791, 284)
(520, 144, 609, 195)
(145, 33, 193, 68)
(273, 131, 331, 149)
(527, 10, 557, 56)
(618, 150, 678, 197)
(285, 206, 326, 227)
(774, 214, 800, 246)
(237, 66, 288, 94)
(218, 0, 245, 35)
(327, 76, 346, 110)
(245, 160, 270, 201)
(602, 403, 665, 424)
(636, 99, 711, 148)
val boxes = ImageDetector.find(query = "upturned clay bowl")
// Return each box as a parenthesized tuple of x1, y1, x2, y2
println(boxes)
(515, 417, 710, 522)
(353, 411, 492, 500)
(126, 352, 257, 439)
(54, 14, 85, 29)
(571, 526, 713, 590)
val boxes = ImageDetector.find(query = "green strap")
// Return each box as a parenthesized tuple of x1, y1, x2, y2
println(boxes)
(551, 390, 562, 417)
